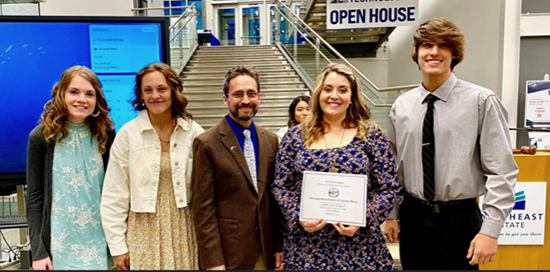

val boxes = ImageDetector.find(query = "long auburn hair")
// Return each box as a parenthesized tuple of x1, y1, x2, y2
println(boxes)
(40, 65, 114, 154)
(303, 63, 375, 147)
(131, 62, 192, 120)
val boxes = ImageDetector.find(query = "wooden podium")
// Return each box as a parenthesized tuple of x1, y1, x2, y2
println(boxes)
(481, 153, 550, 270)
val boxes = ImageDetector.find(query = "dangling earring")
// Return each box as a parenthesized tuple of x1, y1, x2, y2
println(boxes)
(91, 111, 100, 117)
(141, 99, 146, 107)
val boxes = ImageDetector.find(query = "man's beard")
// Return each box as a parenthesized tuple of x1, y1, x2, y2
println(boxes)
(231, 105, 258, 121)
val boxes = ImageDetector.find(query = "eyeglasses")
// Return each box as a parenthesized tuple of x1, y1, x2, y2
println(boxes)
(226, 91, 259, 99)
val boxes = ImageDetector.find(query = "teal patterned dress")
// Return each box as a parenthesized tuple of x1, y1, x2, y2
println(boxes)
(51, 123, 108, 270)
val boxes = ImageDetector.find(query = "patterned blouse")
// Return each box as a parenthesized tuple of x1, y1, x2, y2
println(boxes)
(271, 123, 400, 270)
(51, 123, 108, 270)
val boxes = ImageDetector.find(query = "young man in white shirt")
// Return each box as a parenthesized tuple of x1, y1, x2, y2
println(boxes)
(385, 17, 518, 270)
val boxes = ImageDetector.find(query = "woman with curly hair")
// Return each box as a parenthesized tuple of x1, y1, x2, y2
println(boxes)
(101, 62, 204, 270)
(26, 65, 115, 270)
(271, 63, 400, 270)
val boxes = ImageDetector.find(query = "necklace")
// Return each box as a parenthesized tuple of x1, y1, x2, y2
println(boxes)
(158, 118, 177, 144)
(323, 128, 346, 173)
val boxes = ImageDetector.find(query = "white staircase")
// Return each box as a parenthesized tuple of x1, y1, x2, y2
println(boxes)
(181, 45, 311, 132)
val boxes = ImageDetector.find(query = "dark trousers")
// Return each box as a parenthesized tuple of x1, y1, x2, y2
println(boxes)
(399, 194, 483, 270)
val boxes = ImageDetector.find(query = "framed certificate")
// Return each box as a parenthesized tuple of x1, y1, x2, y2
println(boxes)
(299, 171, 368, 227)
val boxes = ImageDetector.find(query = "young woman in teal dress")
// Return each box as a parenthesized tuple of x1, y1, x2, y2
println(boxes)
(26, 66, 115, 270)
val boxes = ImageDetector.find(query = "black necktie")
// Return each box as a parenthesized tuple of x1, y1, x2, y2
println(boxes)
(422, 94, 437, 202)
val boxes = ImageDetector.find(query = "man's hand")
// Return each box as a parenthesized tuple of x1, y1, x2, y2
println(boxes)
(299, 219, 327, 233)
(332, 222, 360, 237)
(32, 257, 53, 270)
(467, 234, 498, 265)
(275, 252, 284, 270)
(114, 253, 130, 270)
(383, 219, 399, 243)
(207, 265, 226, 270)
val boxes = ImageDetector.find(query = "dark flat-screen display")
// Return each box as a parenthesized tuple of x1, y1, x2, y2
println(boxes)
(0, 16, 170, 177)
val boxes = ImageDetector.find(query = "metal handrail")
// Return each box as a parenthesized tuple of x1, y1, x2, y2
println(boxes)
(170, 14, 197, 43)
(169, 3, 197, 30)
(274, 4, 391, 107)
(275, 0, 417, 98)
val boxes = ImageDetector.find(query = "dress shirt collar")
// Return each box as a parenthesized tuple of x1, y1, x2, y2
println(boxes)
(419, 72, 458, 103)
(225, 114, 256, 138)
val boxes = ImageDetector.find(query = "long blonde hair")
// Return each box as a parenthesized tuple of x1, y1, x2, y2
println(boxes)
(40, 66, 114, 154)
(303, 63, 375, 147)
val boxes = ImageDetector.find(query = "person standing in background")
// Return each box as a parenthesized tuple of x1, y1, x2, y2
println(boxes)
(276, 95, 310, 142)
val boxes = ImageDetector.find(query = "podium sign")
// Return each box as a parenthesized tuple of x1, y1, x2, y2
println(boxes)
(525, 80, 550, 127)
(480, 182, 547, 245)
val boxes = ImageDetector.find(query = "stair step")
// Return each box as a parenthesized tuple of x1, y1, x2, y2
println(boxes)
(194, 51, 282, 56)
(182, 78, 301, 83)
(196, 48, 280, 54)
(188, 100, 298, 108)
(182, 69, 297, 76)
(191, 56, 286, 61)
(185, 65, 293, 71)
(182, 75, 300, 82)
(184, 88, 309, 94)
(183, 81, 305, 87)
(190, 107, 290, 116)
(198, 45, 276, 50)
(184, 90, 309, 99)
(188, 59, 288, 65)
(307, 16, 326, 23)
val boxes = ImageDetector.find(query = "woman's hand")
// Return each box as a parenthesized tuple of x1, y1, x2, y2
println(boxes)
(114, 253, 130, 270)
(332, 222, 360, 237)
(32, 257, 53, 270)
(299, 219, 327, 233)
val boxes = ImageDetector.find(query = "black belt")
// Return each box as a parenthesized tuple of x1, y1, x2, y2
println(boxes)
(402, 190, 477, 214)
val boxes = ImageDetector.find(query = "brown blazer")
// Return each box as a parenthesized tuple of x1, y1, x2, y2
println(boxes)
(191, 117, 286, 270)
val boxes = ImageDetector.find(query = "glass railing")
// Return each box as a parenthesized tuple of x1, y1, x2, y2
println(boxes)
(168, 3, 199, 72)
(0, 2, 40, 15)
(270, 0, 417, 131)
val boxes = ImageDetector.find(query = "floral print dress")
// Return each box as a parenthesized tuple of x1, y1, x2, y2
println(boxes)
(271, 123, 400, 270)
(51, 123, 108, 270)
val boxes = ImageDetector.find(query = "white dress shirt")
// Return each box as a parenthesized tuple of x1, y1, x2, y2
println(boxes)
(387, 73, 518, 238)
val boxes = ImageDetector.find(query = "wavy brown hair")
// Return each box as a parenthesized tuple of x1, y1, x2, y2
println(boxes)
(303, 63, 375, 147)
(222, 65, 261, 95)
(412, 17, 466, 71)
(41, 65, 114, 154)
(131, 62, 192, 120)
